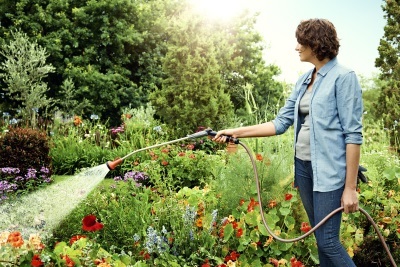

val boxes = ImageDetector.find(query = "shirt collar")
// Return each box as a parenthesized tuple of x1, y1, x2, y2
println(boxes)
(303, 57, 338, 84)
(317, 57, 338, 77)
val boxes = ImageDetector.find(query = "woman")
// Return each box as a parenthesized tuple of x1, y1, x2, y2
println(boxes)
(213, 19, 362, 267)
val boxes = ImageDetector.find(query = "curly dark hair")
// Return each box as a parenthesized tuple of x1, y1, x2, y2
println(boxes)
(295, 19, 340, 61)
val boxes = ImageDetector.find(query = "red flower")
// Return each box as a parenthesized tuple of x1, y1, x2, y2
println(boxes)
(255, 154, 263, 161)
(31, 254, 44, 267)
(69, 235, 87, 245)
(290, 257, 305, 267)
(236, 228, 243, 238)
(225, 251, 240, 262)
(140, 250, 151, 260)
(161, 160, 169, 166)
(62, 255, 75, 267)
(202, 259, 211, 267)
(178, 152, 186, 157)
(186, 144, 195, 150)
(247, 198, 259, 212)
(232, 221, 238, 229)
(300, 222, 312, 233)
(270, 258, 279, 267)
(285, 193, 293, 201)
(239, 199, 245, 206)
(82, 215, 104, 232)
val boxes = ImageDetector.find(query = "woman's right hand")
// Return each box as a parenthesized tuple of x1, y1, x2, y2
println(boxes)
(212, 129, 237, 143)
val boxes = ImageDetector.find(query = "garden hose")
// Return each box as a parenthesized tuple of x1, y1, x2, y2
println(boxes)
(238, 140, 397, 267)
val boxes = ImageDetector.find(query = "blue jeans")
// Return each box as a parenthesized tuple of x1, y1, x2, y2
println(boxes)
(294, 158, 356, 267)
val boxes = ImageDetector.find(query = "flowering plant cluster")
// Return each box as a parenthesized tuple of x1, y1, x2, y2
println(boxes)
(0, 166, 52, 202)
(0, 215, 134, 267)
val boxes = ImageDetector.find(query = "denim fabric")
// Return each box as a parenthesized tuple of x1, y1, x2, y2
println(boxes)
(295, 158, 356, 267)
(272, 57, 363, 192)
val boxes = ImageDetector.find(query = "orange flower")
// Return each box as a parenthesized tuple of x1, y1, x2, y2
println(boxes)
(268, 200, 277, 208)
(69, 235, 87, 245)
(7, 231, 24, 248)
(73, 116, 82, 126)
(189, 154, 196, 159)
(161, 148, 169, 154)
(178, 151, 186, 157)
(255, 154, 263, 161)
(239, 199, 245, 206)
(196, 218, 203, 228)
(161, 160, 169, 166)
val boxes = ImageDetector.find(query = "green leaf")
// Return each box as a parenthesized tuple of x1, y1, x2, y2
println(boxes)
(279, 207, 291, 216)
(223, 223, 234, 242)
(284, 216, 296, 230)
(244, 211, 260, 226)
(257, 222, 269, 236)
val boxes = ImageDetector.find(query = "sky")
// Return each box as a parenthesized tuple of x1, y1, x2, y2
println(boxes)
(191, 0, 386, 84)
(253, 0, 386, 83)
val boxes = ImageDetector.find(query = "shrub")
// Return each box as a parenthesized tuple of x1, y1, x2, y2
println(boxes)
(0, 127, 52, 178)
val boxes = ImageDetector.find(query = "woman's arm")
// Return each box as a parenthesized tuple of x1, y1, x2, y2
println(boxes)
(212, 122, 277, 143)
(341, 143, 361, 213)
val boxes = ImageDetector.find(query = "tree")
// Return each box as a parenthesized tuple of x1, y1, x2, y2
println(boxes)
(375, 0, 400, 150)
(0, 30, 55, 127)
(149, 9, 234, 136)
(0, 0, 175, 125)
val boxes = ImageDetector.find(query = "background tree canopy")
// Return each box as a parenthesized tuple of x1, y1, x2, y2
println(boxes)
(376, 0, 400, 150)
(0, 0, 284, 133)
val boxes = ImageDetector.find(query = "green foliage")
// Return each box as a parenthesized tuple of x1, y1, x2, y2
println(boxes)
(0, 127, 52, 175)
(150, 8, 234, 136)
(129, 143, 224, 192)
(375, 0, 400, 151)
(0, 29, 55, 127)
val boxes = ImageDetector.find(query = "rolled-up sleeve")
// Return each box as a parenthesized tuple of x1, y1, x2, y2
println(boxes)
(272, 83, 302, 135)
(336, 72, 363, 145)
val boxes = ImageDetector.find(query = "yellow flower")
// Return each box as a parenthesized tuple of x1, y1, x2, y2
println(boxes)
(278, 259, 288, 265)
(347, 246, 354, 257)
(264, 236, 273, 246)
(228, 215, 235, 222)
(227, 260, 236, 267)
(29, 234, 44, 250)
(0, 231, 10, 246)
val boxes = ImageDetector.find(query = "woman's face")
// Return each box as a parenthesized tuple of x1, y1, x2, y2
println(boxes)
(295, 43, 314, 62)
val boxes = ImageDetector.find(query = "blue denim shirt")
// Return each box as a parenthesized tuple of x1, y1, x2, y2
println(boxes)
(272, 57, 363, 192)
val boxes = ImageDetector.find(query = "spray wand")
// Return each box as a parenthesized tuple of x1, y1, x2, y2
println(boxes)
(105, 129, 397, 266)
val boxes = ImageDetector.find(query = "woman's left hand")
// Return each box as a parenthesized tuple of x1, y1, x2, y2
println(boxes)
(341, 187, 359, 213)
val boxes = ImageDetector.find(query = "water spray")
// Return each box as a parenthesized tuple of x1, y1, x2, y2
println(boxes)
(105, 129, 397, 266)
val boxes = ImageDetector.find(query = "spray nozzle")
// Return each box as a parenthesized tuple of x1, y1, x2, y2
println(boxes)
(106, 158, 123, 170)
